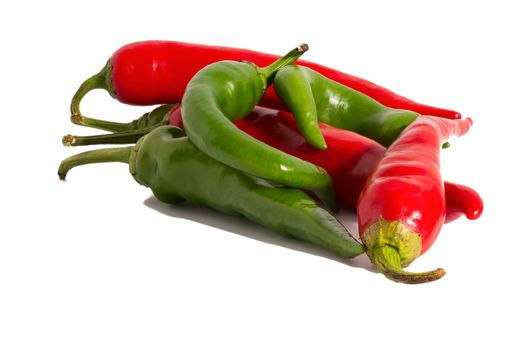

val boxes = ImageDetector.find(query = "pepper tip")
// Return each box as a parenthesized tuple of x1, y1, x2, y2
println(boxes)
(58, 170, 67, 181)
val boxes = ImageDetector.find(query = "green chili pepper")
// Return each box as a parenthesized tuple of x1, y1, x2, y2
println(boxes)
(274, 65, 420, 147)
(58, 126, 364, 259)
(180, 44, 337, 210)
(268, 65, 326, 150)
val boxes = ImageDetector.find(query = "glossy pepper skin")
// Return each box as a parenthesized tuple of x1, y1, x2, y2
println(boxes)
(64, 104, 483, 220)
(274, 65, 421, 147)
(58, 126, 365, 259)
(358, 116, 473, 284)
(444, 182, 483, 223)
(233, 109, 482, 218)
(176, 107, 482, 219)
(180, 45, 336, 210)
(176, 106, 381, 211)
(70, 40, 460, 131)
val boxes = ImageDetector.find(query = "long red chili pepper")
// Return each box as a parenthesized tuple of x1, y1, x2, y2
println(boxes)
(169, 106, 481, 220)
(357, 116, 474, 283)
(70, 40, 461, 125)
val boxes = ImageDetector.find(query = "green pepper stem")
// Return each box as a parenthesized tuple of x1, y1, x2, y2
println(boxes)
(71, 103, 177, 133)
(58, 146, 132, 180)
(70, 114, 136, 132)
(259, 43, 309, 84)
(70, 60, 112, 120)
(372, 246, 446, 284)
(62, 128, 154, 147)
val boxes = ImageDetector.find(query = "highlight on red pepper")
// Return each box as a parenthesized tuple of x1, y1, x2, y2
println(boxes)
(357, 116, 474, 284)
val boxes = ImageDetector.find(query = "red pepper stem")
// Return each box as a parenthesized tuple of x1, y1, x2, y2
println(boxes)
(62, 128, 153, 147)
(70, 60, 113, 119)
(259, 43, 309, 85)
(372, 246, 446, 284)
(58, 146, 131, 180)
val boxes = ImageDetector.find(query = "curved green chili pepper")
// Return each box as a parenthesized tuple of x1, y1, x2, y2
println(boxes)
(274, 65, 420, 147)
(181, 45, 336, 210)
(58, 126, 364, 259)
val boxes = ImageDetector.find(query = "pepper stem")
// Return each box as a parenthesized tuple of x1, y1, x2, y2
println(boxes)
(62, 128, 154, 147)
(58, 146, 132, 180)
(71, 103, 177, 133)
(70, 60, 115, 130)
(71, 114, 134, 131)
(70, 60, 112, 119)
(371, 246, 446, 284)
(259, 43, 309, 84)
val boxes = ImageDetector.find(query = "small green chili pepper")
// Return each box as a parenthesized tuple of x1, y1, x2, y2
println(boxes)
(269, 65, 326, 150)
(274, 65, 420, 147)
(181, 44, 337, 210)
(58, 126, 364, 259)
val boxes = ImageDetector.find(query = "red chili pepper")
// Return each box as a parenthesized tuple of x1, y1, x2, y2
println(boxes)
(444, 182, 483, 224)
(357, 116, 474, 283)
(70, 40, 461, 122)
(235, 109, 385, 211)
(169, 106, 481, 221)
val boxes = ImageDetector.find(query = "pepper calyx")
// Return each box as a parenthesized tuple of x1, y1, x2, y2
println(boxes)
(129, 135, 146, 186)
(362, 218, 445, 284)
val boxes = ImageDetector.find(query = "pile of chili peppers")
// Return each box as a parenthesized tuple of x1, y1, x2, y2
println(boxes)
(58, 40, 482, 284)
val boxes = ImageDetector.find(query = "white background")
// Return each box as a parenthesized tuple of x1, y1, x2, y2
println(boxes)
(1, 0, 522, 349)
